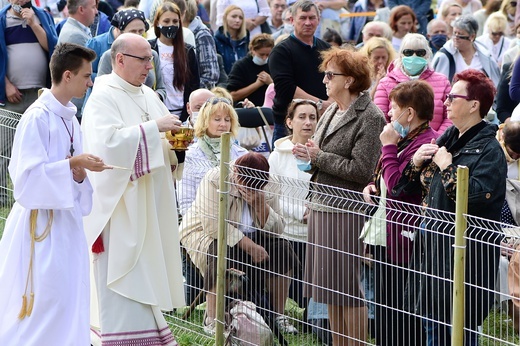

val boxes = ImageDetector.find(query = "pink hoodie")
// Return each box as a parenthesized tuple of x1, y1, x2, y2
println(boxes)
(374, 62, 452, 134)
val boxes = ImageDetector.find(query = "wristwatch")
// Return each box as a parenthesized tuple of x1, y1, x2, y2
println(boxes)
(316, 99, 323, 111)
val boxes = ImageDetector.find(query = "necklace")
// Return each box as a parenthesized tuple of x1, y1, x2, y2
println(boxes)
(123, 89, 150, 122)
(61, 118, 74, 156)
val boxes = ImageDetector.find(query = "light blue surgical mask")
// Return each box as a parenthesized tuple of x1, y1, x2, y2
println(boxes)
(392, 110, 410, 138)
(402, 56, 428, 76)
(296, 158, 312, 171)
(252, 55, 268, 66)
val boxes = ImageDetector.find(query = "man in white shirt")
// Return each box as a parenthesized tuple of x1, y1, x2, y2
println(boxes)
(82, 33, 185, 346)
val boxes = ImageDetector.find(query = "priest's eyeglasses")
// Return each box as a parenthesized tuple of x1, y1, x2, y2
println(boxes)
(122, 53, 154, 63)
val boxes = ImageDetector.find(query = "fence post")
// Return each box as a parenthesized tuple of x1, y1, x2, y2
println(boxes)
(452, 165, 469, 346)
(215, 133, 231, 346)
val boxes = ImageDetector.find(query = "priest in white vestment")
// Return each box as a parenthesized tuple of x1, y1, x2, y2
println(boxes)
(0, 43, 110, 345)
(82, 33, 185, 346)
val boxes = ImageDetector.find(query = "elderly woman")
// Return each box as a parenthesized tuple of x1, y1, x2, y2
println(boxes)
(359, 36, 396, 100)
(293, 47, 386, 345)
(400, 69, 506, 345)
(375, 33, 452, 134)
(432, 15, 501, 87)
(227, 33, 274, 107)
(363, 80, 438, 346)
(179, 152, 300, 335)
(476, 12, 512, 68)
(178, 96, 247, 216)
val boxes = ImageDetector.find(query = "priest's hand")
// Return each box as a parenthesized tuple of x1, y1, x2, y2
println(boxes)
(156, 114, 182, 133)
(69, 153, 111, 172)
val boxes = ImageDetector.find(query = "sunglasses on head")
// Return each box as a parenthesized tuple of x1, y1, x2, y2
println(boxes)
(324, 71, 346, 80)
(445, 93, 470, 103)
(205, 97, 232, 105)
(402, 49, 427, 57)
(292, 98, 317, 106)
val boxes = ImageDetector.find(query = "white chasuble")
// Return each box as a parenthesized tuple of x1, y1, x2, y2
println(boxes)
(81, 73, 185, 315)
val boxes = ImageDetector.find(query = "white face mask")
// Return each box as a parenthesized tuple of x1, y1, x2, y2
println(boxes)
(190, 111, 199, 125)
(284, 23, 294, 33)
(252, 55, 268, 66)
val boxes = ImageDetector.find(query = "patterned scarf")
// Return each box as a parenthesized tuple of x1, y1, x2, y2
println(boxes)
(198, 134, 222, 163)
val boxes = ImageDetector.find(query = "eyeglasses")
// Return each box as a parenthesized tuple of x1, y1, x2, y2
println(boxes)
(491, 31, 504, 37)
(511, 1, 517, 7)
(205, 97, 232, 105)
(402, 49, 427, 57)
(324, 71, 346, 80)
(122, 53, 154, 63)
(453, 34, 471, 41)
(445, 93, 470, 103)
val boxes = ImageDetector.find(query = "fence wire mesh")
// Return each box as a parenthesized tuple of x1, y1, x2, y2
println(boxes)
(1, 110, 520, 345)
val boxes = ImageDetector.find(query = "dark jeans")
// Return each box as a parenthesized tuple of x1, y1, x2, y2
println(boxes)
(423, 316, 478, 346)
(374, 247, 425, 346)
(182, 250, 204, 306)
(272, 123, 287, 149)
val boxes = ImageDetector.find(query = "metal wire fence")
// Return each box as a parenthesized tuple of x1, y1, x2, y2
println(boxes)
(1, 112, 520, 345)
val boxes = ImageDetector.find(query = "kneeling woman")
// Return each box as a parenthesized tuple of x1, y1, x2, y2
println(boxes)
(179, 152, 300, 334)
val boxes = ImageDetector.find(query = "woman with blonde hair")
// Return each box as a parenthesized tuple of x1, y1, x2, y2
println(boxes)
(178, 96, 247, 216)
(149, 2, 200, 122)
(359, 36, 396, 99)
(439, 1, 462, 38)
(214, 5, 250, 74)
(477, 12, 512, 68)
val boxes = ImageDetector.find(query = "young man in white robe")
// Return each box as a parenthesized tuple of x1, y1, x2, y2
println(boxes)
(82, 33, 186, 346)
(0, 43, 111, 345)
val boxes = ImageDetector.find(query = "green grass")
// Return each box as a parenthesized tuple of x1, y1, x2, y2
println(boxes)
(480, 309, 520, 346)
(165, 300, 330, 346)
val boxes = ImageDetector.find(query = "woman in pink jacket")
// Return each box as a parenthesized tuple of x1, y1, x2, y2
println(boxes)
(374, 33, 452, 134)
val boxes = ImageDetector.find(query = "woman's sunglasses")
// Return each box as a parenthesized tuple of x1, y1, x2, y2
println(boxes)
(324, 71, 346, 80)
(402, 49, 427, 57)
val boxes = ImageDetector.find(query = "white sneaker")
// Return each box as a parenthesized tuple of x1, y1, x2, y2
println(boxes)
(275, 315, 298, 334)
(203, 316, 216, 336)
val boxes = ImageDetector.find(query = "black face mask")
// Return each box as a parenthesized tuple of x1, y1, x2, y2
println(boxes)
(159, 25, 179, 39)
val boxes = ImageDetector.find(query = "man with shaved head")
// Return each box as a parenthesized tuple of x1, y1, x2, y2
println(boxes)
(82, 33, 185, 345)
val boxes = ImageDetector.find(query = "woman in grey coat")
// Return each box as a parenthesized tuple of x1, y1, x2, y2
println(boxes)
(293, 47, 386, 345)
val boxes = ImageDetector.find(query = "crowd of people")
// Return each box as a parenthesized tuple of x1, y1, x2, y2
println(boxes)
(2, 0, 520, 345)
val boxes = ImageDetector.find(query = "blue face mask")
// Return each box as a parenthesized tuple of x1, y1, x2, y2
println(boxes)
(392, 110, 410, 138)
(402, 56, 428, 76)
(296, 158, 312, 171)
(252, 55, 268, 66)
(430, 34, 447, 49)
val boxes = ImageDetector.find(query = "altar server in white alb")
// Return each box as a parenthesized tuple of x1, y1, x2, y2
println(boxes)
(82, 33, 185, 346)
(0, 43, 110, 345)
